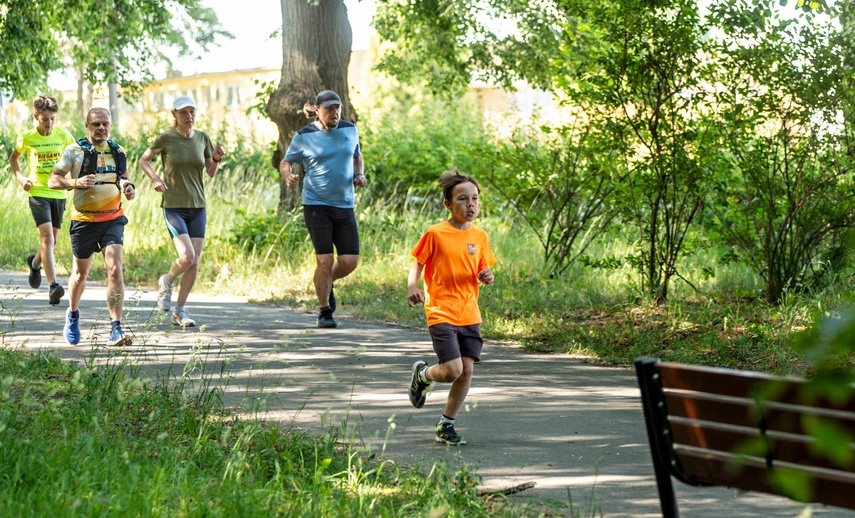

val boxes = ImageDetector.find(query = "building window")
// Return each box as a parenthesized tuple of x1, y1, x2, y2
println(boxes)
(226, 85, 239, 108)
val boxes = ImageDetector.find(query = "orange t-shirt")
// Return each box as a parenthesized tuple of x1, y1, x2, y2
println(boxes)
(411, 221, 497, 327)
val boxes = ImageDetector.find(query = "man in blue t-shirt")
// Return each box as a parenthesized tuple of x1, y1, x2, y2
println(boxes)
(279, 90, 367, 329)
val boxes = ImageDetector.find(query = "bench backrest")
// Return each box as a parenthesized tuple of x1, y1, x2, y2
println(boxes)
(635, 356, 855, 517)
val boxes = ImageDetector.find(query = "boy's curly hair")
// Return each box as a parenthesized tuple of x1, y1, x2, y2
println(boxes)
(438, 168, 480, 201)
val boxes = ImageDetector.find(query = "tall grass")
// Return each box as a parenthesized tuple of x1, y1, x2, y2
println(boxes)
(0, 347, 545, 516)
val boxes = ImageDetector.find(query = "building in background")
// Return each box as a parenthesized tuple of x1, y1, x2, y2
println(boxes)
(2, 50, 554, 135)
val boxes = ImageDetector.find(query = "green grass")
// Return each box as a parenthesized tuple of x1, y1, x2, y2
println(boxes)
(0, 347, 555, 517)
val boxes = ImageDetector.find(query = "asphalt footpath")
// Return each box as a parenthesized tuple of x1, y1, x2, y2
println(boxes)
(1, 269, 852, 517)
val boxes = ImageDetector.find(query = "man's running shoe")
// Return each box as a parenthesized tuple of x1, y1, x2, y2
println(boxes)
(27, 254, 41, 289)
(408, 360, 432, 408)
(329, 285, 336, 312)
(64, 309, 80, 345)
(107, 326, 132, 347)
(48, 283, 64, 306)
(156, 274, 172, 312)
(436, 423, 467, 445)
(318, 309, 337, 328)
(172, 308, 196, 327)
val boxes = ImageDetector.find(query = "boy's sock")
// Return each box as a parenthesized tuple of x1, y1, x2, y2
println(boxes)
(69, 309, 79, 319)
(111, 320, 121, 330)
(438, 415, 455, 426)
(419, 365, 430, 383)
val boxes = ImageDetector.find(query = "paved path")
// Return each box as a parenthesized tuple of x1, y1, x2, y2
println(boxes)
(0, 270, 851, 517)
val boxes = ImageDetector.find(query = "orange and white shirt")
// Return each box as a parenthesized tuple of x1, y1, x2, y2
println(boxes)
(55, 142, 127, 222)
(411, 221, 497, 327)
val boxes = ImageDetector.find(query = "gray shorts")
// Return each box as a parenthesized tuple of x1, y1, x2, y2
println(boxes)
(428, 323, 483, 363)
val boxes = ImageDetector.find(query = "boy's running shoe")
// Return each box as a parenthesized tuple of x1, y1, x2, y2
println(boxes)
(49, 283, 65, 306)
(408, 360, 432, 408)
(172, 308, 196, 327)
(107, 326, 132, 347)
(64, 309, 80, 345)
(436, 423, 467, 445)
(318, 309, 337, 328)
(156, 274, 172, 312)
(27, 254, 42, 289)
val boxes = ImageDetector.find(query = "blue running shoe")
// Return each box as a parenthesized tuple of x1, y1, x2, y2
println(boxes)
(107, 325, 132, 347)
(64, 309, 80, 345)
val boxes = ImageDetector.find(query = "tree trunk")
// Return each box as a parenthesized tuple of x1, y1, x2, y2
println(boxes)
(76, 67, 85, 118)
(267, 0, 354, 214)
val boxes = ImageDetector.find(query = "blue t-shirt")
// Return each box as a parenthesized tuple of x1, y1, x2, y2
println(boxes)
(285, 121, 361, 208)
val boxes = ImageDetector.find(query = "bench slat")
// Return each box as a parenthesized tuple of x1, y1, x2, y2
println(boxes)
(675, 448, 855, 511)
(669, 419, 855, 472)
(664, 391, 855, 440)
(657, 362, 855, 412)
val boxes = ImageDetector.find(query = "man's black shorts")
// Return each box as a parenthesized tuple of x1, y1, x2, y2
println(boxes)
(303, 205, 359, 255)
(69, 216, 128, 259)
(29, 196, 65, 228)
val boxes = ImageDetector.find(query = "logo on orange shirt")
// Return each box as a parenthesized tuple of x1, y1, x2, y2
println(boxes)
(468, 244, 475, 255)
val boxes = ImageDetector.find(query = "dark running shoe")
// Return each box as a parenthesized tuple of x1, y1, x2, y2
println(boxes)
(408, 360, 432, 408)
(318, 309, 337, 328)
(49, 283, 65, 306)
(27, 254, 41, 289)
(436, 423, 467, 445)
(329, 285, 336, 312)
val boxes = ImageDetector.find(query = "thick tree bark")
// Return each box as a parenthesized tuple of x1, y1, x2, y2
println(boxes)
(267, 0, 354, 214)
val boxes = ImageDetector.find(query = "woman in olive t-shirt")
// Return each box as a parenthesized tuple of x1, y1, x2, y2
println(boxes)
(138, 95, 226, 328)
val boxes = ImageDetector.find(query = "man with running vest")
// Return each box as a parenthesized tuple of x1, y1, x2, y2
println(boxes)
(48, 107, 136, 347)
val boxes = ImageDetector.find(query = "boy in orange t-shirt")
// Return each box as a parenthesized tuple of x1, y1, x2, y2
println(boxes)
(407, 168, 497, 445)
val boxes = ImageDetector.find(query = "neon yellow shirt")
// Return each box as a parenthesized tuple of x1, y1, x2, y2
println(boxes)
(15, 127, 75, 199)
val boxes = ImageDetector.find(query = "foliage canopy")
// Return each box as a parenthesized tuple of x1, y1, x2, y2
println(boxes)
(0, 0, 231, 99)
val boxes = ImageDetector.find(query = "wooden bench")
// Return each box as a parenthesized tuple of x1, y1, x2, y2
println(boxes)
(634, 356, 855, 517)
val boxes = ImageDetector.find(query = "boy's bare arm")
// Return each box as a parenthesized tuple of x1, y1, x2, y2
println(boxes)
(407, 261, 425, 306)
(9, 149, 31, 191)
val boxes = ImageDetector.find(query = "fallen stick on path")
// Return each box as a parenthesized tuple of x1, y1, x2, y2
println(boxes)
(477, 481, 536, 496)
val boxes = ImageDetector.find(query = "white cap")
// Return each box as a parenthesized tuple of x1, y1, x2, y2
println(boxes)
(173, 95, 196, 110)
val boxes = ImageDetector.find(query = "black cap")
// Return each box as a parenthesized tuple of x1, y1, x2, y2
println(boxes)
(315, 90, 342, 107)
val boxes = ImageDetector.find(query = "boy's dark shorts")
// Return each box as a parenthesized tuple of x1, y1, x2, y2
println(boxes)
(303, 204, 360, 255)
(163, 207, 207, 239)
(29, 196, 66, 228)
(428, 323, 483, 364)
(69, 216, 128, 259)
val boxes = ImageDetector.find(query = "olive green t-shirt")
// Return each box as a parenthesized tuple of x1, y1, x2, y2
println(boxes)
(149, 129, 214, 208)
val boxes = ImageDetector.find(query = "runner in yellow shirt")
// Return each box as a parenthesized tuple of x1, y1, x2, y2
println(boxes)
(9, 95, 75, 305)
